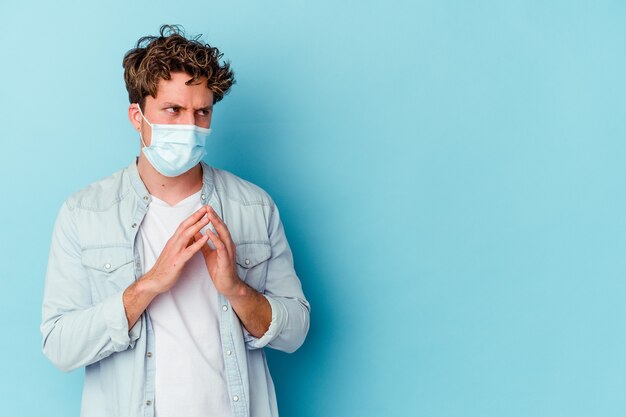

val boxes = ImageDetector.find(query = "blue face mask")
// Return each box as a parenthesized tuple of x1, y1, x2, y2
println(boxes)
(137, 104, 211, 177)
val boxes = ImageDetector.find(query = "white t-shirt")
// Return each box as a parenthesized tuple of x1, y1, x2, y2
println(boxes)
(138, 190, 231, 417)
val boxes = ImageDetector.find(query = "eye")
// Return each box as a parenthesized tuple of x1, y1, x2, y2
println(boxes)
(165, 107, 180, 114)
(196, 109, 211, 117)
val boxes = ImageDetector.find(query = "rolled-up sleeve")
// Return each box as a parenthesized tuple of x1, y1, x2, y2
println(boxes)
(244, 201, 310, 353)
(40, 201, 140, 372)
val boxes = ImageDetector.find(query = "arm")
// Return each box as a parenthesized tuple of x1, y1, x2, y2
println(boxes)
(122, 206, 211, 329)
(245, 202, 310, 353)
(197, 204, 310, 353)
(41, 203, 211, 372)
(195, 206, 272, 337)
(40, 202, 140, 372)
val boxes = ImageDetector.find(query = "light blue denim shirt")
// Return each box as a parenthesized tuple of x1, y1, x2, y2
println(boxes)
(40, 160, 310, 417)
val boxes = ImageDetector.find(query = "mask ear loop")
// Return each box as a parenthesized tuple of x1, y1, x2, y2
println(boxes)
(136, 103, 152, 148)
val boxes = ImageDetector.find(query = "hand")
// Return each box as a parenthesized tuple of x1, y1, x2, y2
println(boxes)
(143, 206, 210, 294)
(194, 206, 243, 297)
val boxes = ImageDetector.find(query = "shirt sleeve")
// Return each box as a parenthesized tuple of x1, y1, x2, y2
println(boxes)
(40, 201, 141, 372)
(244, 201, 310, 353)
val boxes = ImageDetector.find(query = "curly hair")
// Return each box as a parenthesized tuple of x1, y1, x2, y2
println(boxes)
(123, 24, 235, 108)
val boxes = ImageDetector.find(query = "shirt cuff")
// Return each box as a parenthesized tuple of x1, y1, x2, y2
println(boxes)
(244, 294, 287, 349)
(101, 291, 142, 349)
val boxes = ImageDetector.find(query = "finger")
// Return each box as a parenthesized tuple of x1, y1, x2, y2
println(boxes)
(171, 216, 208, 253)
(205, 228, 230, 261)
(182, 233, 209, 260)
(171, 214, 209, 252)
(206, 207, 235, 256)
(194, 231, 212, 257)
(176, 206, 208, 235)
(181, 214, 210, 242)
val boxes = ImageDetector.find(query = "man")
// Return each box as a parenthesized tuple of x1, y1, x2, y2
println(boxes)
(40, 25, 310, 417)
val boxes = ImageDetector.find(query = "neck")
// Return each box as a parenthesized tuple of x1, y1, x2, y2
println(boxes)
(137, 154, 203, 206)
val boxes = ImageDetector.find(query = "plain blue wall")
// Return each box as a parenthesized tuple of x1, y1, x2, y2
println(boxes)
(2, 1, 626, 416)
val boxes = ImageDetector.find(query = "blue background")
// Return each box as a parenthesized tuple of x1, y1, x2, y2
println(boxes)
(2, 1, 626, 416)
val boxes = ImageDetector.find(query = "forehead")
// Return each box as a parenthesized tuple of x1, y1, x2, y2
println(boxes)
(153, 72, 213, 105)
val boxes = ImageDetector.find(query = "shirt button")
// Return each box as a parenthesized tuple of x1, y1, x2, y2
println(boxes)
(104, 263, 111, 269)
(143, 195, 149, 201)
(226, 350, 232, 356)
(233, 395, 239, 402)
(222, 305, 228, 312)
(244, 259, 250, 266)
(201, 193, 206, 200)
(146, 352, 152, 358)
(131, 223, 137, 228)
(146, 400, 152, 406)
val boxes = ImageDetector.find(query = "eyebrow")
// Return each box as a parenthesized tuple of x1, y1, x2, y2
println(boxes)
(162, 102, 213, 111)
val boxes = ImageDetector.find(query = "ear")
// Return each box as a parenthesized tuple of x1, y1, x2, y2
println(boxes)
(127, 103, 142, 132)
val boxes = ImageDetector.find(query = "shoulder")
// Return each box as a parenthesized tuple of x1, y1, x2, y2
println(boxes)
(64, 166, 130, 212)
(209, 166, 274, 208)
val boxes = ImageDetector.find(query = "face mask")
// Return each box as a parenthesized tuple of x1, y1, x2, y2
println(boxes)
(136, 104, 211, 177)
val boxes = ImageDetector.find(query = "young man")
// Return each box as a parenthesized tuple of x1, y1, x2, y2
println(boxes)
(40, 25, 310, 417)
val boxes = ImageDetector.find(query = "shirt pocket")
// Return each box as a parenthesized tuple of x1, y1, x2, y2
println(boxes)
(235, 243, 271, 292)
(81, 246, 135, 304)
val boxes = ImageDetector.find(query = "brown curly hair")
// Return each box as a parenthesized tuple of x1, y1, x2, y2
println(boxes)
(123, 24, 235, 109)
